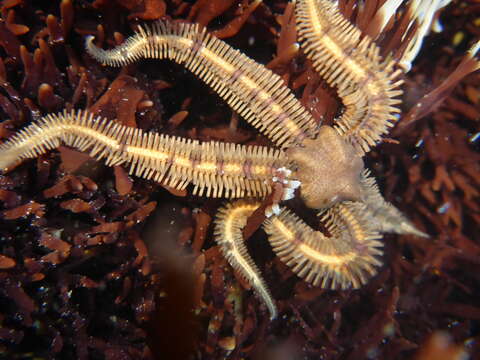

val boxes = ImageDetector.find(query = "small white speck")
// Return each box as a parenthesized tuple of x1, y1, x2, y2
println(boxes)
(437, 202, 451, 214)
(282, 188, 295, 200)
(469, 132, 480, 143)
(289, 180, 301, 189)
(272, 204, 280, 215)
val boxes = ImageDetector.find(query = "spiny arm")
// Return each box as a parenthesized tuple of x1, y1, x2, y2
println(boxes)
(214, 199, 385, 319)
(359, 170, 428, 238)
(295, 0, 403, 154)
(0, 110, 287, 199)
(85, 20, 318, 149)
(214, 200, 277, 320)
(264, 201, 383, 289)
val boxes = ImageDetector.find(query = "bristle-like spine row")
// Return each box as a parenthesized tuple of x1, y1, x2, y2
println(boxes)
(263, 202, 383, 290)
(296, 0, 403, 154)
(85, 20, 318, 149)
(0, 110, 286, 198)
(359, 170, 428, 237)
(214, 200, 277, 320)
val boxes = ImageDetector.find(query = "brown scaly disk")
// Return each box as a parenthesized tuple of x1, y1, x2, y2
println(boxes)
(85, 20, 318, 149)
(295, 0, 404, 154)
(0, 110, 287, 199)
(286, 125, 364, 209)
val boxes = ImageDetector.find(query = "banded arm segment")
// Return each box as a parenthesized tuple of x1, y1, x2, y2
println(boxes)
(214, 200, 277, 320)
(85, 20, 318, 149)
(0, 110, 287, 199)
(264, 201, 383, 289)
(359, 170, 428, 238)
(295, 0, 403, 154)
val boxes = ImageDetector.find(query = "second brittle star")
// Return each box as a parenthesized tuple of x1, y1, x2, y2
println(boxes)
(1, 0, 454, 320)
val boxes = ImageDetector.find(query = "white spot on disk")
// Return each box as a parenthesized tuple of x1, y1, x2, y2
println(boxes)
(289, 180, 301, 189)
(282, 188, 295, 200)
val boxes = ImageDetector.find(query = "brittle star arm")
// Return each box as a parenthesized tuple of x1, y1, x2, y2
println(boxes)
(0, 110, 288, 198)
(264, 201, 383, 289)
(295, 0, 404, 154)
(214, 200, 278, 320)
(214, 199, 384, 319)
(292, 1, 427, 238)
(360, 170, 428, 238)
(85, 20, 318, 149)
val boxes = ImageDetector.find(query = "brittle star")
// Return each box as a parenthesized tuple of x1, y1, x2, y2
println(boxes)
(1, 0, 444, 320)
